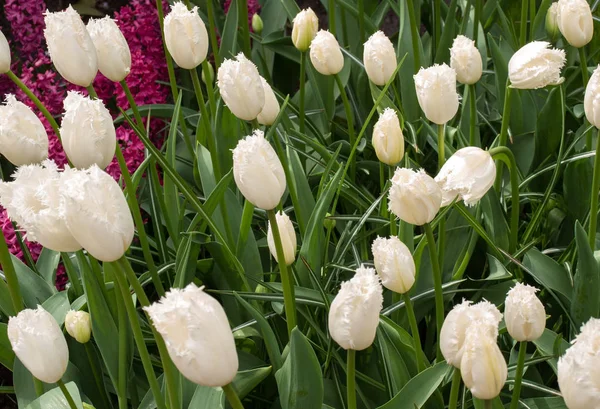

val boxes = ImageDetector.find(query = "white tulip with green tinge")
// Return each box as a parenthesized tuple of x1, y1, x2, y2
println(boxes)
(292, 8, 318, 51)
(267, 211, 297, 265)
(65, 310, 92, 344)
(164, 2, 208, 69)
(87, 16, 131, 82)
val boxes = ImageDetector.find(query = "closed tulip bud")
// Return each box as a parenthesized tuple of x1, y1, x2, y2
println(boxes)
(252, 13, 263, 34)
(87, 17, 131, 82)
(504, 283, 546, 342)
(0, 95, 48, 166)
(546, 3, 560, 42)
(257, 77, 280, 125)
(60, 91, 116, 169)
(292, 8, 318, 52)
(0, 30, 10, 73)
(388, 168, 442, 226)
(508, 41, 565, 89)
(267, 211, 296, 265)
(372, 108, 404, 166)
(60, 165, 134, 262)
(202, 62, 214, 85)
(450, 35, 482, 85)
(584, 66, 600, 128)
(8, 306, 69, 383)
(363, 31, 396, 86)
(44, 5, 98, 87)
(65, 310, 91, 343)
(0, 160, 81, 252)
(460, 325, 507, 400)
(217, 53, 265, 120)
(145, 283, 239, 387)
(557, 0, 593, 48)
(328, 266, 383, 350)
(232, 130, 286, 210)
(310, 30, 344, 76)
(414, 64, 459, 125)
(435, 147, 495, 207)
(558, 318, 600, 409)
(371, 236, 415, 294)
(164, 2, 208, 69)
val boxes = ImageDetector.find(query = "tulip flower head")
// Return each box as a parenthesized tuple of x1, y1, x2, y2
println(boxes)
(145, 283, 239, 387)
(164, 2, 209, 69)
(363, 31, 397, 86)
(87, 16, 131, 82)
(414, 64, 460, 125)
(388, 168, 442, 226)
(65, 310, 92, 343)
(371, 236, 415, 294)
(217, 53, 265, 120)
(435, 147, 496, 207)
(310, 30, 344, 76)
(267, 211, 297, 265)
(0, 30, 10, 73)
(257, 77, 280, 126)
(556, 0, 593, 48)
(546, 3, 560, 41)
(504, 283, 546, 342)
(584, 65, 600, 128)
(44, 5, 98, 87)
(508, 41, 565, 89)
(292, 8, 318, 52)
(372, 108, 404, 166)
(328, 266, 383, 350)
(450, 35, 482, 85)
(0, 94, 48, 166)
(8, 306, 69, 383)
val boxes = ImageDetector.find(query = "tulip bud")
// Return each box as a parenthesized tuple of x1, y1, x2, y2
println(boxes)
(44, 5, 98, 87)
(460, 325, 507, 400)
(145, 283, 239, 387)
(557, 0, 593, 48)
(292, 8, 318, 52)
(434, 147, 495, 207)
(363, 31, 396, 86)
(584, 65, 600, 128)
(388, 168, 442, 226)
(267, 211, 297, 265)
(257, 77, 280, 126)
(371, 236, 415, 294)
(0, 160, 81, 252)
(86, 16, 131, 82)
(65, 310, 92, 343)
(217, 53, 265, 120)
(558, 318, 600, 409)
(372, 108, 404, 166)
(60, 165, 134, 262)
(414, 64, 459, 125)
(232, 130, 286, 210)
(202, 62, 214, 85)
(546, 3, 560, 42)
(0, 95, 48, 166)
(310, 30, 344, 76)
(504, 283, 546, 342)
(164, 2, 209, 69)
(60, 91, 116, 169)
(508, 41, 565, 89)
(0, 30, 10, 74)
(252, 13, 263, 34)
(328, 266, 383, 350)
(8, 306, 69, 383)
(450, 35, 482, 85)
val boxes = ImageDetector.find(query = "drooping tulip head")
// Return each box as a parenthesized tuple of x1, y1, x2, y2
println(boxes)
(267, 211, 297, 265)
(372, 108, 404, 166)
(310, 30, 344, 76)
(450, 35, 483, 85)
(414, 64, 460, 125)
(371, 236, 415, 294)
(217, 53, 265, 121)
(292, 8, 318, 52)
(388, 168, 442, 226)
(508, 41, 565, 89)
(87, 16, 131, 82)
(363, 31, 397, 86)
(164, 2, 209, 69)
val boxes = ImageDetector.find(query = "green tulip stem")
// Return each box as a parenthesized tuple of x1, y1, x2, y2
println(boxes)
(403, 292, 425, 372)
(433, 0, 441, 57)
(299, 52, 307, 134)
(589, 128, 600, 248)
(424, 222, 444, 362)
(484, 400, 492, 409)
(205, 0, 221, 69)
(509, 341, 527, 409)
(347, 349, 357, 409)
(328, 0, 336, 35)
(448, 368, 461, 409)
(579, 47, 589, 87)
(437, 124, 445, 171)
(469, 84, 477, 146)
(406, 0, 421, 74)
(473, 0, 481, 43)
(334, 74, 356, 177)
(57, 379, 78, 409)
(223, 384, 245, 409)
(519, 0, 528, 46)
(85, 85, 98, 99)
(238, 0, 251, 57)
(120, 80, 144, 127)
(202, 61, 217, 118)
(494, 83, 513, 192)
(0, 232, 23, 313)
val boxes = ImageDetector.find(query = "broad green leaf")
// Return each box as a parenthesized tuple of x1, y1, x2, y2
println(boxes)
(0, 323, 14, 370)
(523, 248, 572, 301)
(218, 0, 239, 61)
(533, 329, 570, 374)
(174, 233, 202, 288)
(24, 382, 83, 409)
(42, 292, 70, 327)
(9, 254, 56, 308)
(520, 397, 568, 409)
(571, 221, 600, 327)
(36, 248, 60, 287)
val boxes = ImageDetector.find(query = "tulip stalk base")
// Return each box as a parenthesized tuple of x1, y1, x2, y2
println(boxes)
(299, 52, 307, 134)
(437, 124, 445, 171)
(85, 85, 98, 99)
(589, 128, 600, 249)
(402, 292, 425, 372)
(347, 349, 357, 409)
(448, 368, 461, 409)
(57, 379, 78, 409)
(509, 341, 527, 409)
(223, 383, 245, 409)
(494, 83, 513, 192)
(424, 223, 444, 362)
(469, 84, 477, 146)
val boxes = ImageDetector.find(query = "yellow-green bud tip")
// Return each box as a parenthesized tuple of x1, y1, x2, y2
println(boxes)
(252, 13, 263, 34)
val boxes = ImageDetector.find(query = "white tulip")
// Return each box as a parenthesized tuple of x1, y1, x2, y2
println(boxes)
(0, 94, 48, 166)
(310, 30, 344, 76)
(414, 64, 460, 125)
(87, 16, 131, 82)
(328, 266, 383, 350)
(60, 91, 116, 169)
(44, 5, 98, 87)
(0, 160, 81, 252)
(257, 77, 280, 126)
(371, 236, 415, 294)
(217, 53, 265, 121)
(164, 2, 208, 69)
(60, 165, 134, 262)
(267, 211, 296, 265)
(557, 0, 593, 48)
(388, 168, 442, 226)
(65, 310, 91, 344)
(145, 283, 239, 387)
(584, 65, 600, 128)
(372, 108, 404, 166)
(450, 35, 482, 85)
(435, 147, 495, 207)
(363, 31, 396, 86)
(460, 325, 507, 400)
(232, 130, 286, 210)
(0, 30, 10, 73)
(558, 318, 600, 409)
(8, 306, 69, 383)
(508, 41, 565, 89)
(292, 8, 318, 52)
(504, 283, 546, 342)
